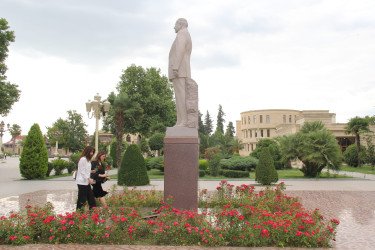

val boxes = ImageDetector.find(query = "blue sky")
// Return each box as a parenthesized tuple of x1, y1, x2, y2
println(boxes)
(1, 0, 375, 141)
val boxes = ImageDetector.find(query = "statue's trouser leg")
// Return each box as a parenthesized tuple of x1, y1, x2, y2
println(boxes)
(173, 77, 187, 126)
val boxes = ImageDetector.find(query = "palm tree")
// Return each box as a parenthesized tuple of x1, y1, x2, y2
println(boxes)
(345, 117, 370, 167)
(232, 138, 244, 154)
(112, 93, 143, 169)
(9, 124, 21, 154)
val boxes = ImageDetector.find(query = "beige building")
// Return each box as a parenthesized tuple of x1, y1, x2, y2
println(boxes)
(236, 109, 356, 156)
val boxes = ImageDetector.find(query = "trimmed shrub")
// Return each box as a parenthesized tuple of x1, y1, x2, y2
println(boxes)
(208, 153, 222, 177)
(199, 170, 206, 177)
(144, 158, 152, 171)
(69, 152, 81, 167)
(343, 144, 367, 167)
(220, 156, 258, 171)
(118, 144, 149, 186)
(19, 124, 49, 179)
(199, 159, 209, 171)
(255, 147, 278, 185)
(221, 170, 249, 178)
(149, 133, 165, 156)
(147, 156, 164, 172)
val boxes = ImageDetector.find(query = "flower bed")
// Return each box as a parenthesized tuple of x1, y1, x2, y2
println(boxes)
(0, 182, 339, 247)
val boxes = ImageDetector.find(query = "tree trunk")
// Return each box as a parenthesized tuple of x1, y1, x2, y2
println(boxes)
(115, 112, 124, 170)
(356, 133, 361, 167)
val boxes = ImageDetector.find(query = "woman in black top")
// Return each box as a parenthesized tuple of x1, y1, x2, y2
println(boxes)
(91, 151, 110, 207)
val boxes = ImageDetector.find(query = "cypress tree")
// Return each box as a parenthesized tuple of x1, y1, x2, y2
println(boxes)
(118, 144, 149, 186)
(255, 147, 278, 185)
(19, 123, 48, 179)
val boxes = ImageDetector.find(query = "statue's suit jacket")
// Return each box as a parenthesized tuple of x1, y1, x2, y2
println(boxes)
(168, 27, 192, 81)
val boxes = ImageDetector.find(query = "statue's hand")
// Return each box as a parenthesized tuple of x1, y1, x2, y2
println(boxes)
(173, 69, 179, 78)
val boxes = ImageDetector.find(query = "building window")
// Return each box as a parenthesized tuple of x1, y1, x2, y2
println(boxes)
(245, 130, 248, 138)
(267, 129, 270, 137)
(248, 116, 251, 124)
(126, 135, 131, 142)
(266, 115, 270, 123)
(295, 115, 297, 123)
(260, 129, 264, 137)
(260, 115, 263, 123)
(250, 129, 252, 138)
(255, 129, 258, 138)
(251, 144, 253, 151)
(247, 144, 250, 151)
(289, 115, 292, 123)
(283, 115, 286, 123)
(244, 116, 246, 124)
(254, 116, 257, 124)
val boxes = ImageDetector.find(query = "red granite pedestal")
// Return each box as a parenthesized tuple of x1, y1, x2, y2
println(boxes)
(163, 127, 199, 210)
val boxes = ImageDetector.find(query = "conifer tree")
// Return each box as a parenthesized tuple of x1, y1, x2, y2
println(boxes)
(255, 147, 278, 185)
(19, 124, 48, 179)
(204, 110, 213, 136)
(118, 144, 149, 186)
(216, 104, 225, 134)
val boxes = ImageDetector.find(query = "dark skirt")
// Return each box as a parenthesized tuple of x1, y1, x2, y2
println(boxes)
(92, 182, 108, 198)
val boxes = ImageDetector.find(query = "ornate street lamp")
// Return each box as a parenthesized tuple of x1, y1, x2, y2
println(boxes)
(86, 93, 111, 154)
(0, 121, 10, 158)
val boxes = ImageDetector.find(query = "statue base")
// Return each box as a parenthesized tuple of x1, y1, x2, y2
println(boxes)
(163, 126, 199, 210)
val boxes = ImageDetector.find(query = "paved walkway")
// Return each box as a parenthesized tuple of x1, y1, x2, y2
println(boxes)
(1, 157, 375, 249)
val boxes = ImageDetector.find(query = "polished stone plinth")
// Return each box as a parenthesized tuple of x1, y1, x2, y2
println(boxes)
(163, 127, 199, 210)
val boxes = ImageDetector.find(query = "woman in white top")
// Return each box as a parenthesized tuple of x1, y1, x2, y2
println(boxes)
(76, 146, 96, 210)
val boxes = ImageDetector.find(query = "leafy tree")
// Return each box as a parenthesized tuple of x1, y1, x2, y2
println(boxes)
(0, 18, 21, 116)
(278, 121, 342, 177)
(345, 116, 370, 167)
(225, 121, 235, 137)
(8, 124, 21, 154)
(203, 110, 213, 136)
(90, 132, 108, 153)
(255, 147, 278, 185)
(150, 123, 166, 134)
(213, 131, 234, 156)
(251, 139, 283, 169)
(149, 133, 165, 156)
(116, 65, 176, 136)
(109, 139, 127, 169)
(118, 144, 149, 186)
(19, 124, 48, 179)
(47, 111, 88, 153)
(139, 137, 150, 155)
(364, 133, 375, 170)
(216, 104, 225, 134)
(208, 153, 222, 176)
(343, 144, 367, 167)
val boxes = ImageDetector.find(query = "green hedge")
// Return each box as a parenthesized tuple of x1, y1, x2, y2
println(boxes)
(220, 170, 249, 178)
(199, 170, 206, 177)
(199, 159, 209, 171)
(147, 156, 164, 172)
(220, 156, 258, 171)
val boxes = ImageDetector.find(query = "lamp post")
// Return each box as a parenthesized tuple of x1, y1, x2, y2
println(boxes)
(86, 93, 111, 154)
(53, 131, 61, 157)
(0, 121, 10, 158)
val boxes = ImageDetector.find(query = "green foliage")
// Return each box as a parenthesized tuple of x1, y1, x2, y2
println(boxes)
(343, 144, 367, 167)
(109, 139, 127, 169)
(118, 144, 149, 186)
(46, 162, 53, 177)
(208, 153, 222, 176)
(139, 137, 150, 154)
(251, 139, 283, 169)
(69, 152, 81, 167)
(50, 158, 66, 175)
(225, 121, 235, 137)
(278, 121, 342, 177)
(65, 161, 76, 174)
(345, 116, 370, 167)
(0, 18, 21, 116)
(221, 170, 249, 178)
(199, 159, 209, 171)
(19, 124, 48, 179)
(199, 170, 206, 177)
(220, 156, 258, 171)
(148, 133, 165, 155)
(255, 147, 278, 185)
(116, 65, 176, 136)
(147, 156, 164, 172)
(364, 133, 375, 170)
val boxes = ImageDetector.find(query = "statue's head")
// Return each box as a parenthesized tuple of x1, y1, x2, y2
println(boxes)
(174, 18, 188, 33)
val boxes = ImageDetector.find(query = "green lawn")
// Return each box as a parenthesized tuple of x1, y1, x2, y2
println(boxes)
(108, 168, 352, 180)
(340, 164, 375, 175)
